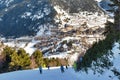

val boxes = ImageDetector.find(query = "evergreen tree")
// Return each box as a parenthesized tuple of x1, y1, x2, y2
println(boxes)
(2, 46, 15, 62)
(1, 46, 15, 71)
(44, 58, 49, 66)
(32, 50, 44, 67)
(79, 22, 116, 72)
(9, 51, 20, 70)
(9, 48, 31, 70)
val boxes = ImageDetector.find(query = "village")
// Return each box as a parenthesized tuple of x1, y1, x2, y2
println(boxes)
(1, 11, 109, 58)
(0, 6, 113, 65)
(32, 9, 109, 57)
(31, 16, 106, 61)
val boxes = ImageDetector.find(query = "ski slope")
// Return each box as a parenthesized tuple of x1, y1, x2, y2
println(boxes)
(0, 42, 120, 80)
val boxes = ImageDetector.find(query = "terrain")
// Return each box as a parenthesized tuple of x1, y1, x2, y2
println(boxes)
(0, 42, 120, 80)
(0, 0, 115, 65)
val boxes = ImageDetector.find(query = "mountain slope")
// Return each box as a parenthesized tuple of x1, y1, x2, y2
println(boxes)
(0, 0, 105, 38)
(0, 0, 56, 38)
(0, 42, 120, 80)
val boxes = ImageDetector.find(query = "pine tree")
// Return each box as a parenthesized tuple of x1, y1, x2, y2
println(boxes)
(44, 58, 49, 66)
(9, 51, 20, 70)
(1, 46, 15, 71)
(32, 50, 44, 67)
(9, 48, 31, 70)
(2, 46, 15, 62)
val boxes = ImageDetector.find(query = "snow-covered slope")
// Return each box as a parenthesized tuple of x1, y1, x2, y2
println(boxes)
(0, 42, 120, 80)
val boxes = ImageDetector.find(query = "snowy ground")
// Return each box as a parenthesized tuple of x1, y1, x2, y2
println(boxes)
(0, 42, 120, 80)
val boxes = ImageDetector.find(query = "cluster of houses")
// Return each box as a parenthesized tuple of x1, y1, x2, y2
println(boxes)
(33, 17, 106, 56)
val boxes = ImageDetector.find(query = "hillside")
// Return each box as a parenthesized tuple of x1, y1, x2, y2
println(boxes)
(0, 42, 120, 80)
(0, 1, 120, 80)
(0, 0, 105, 38)
(0, 0, 114, 65)
(0, 0, 56, 38)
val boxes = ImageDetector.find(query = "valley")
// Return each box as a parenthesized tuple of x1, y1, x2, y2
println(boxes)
(0, 0, 116, 69)
(2, 9, 113, 64)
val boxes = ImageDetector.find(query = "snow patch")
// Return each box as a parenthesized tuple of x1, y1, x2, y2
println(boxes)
(95, 0, 102, 2)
